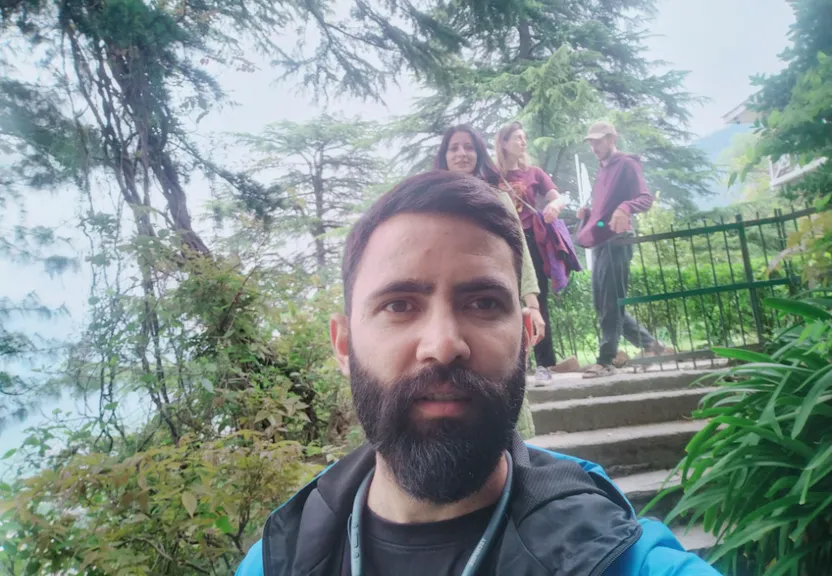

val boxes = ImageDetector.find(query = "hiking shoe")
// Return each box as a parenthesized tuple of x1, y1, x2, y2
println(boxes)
(534, 366, 552, 381)
(582, 364, 617, 379)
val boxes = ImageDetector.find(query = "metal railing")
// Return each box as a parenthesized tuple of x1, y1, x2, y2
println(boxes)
(548, 206, 820, 370)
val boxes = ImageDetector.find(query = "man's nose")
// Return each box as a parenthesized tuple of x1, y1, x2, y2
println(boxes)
(415, 306, 471, 365)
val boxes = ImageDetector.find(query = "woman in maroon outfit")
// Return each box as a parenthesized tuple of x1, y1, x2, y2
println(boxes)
(494, 122, 579, 377)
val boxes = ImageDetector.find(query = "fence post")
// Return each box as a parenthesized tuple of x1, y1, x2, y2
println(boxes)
(736, 214, 766, 345)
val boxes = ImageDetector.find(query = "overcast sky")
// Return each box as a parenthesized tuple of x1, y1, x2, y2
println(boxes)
(194, 0, 795, 142)
(646, 0, 794, 136)
(0, 0, 796, 456)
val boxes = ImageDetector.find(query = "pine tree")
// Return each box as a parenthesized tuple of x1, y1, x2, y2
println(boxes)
(229, 115, 386, 282)
(394, 0, 714, 211)
(0, 0, 471, 440)
(0, 80, 81, 430)
(749, 0, 832, 202)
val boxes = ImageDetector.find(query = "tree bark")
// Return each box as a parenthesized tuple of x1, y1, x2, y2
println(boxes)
(517, 19, 533, 107)
(312, 148, 327, 274)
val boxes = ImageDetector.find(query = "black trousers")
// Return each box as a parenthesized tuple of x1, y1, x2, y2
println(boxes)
(592, 241, 656, 365)
(525, 230, 557, 367)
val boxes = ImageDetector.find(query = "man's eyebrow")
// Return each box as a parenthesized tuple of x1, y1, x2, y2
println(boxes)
(367, 279, 435, 301)
(454, 277, 515, 299)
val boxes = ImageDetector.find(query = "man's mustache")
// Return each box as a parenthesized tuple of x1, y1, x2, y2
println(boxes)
(386, 363, 498, 408)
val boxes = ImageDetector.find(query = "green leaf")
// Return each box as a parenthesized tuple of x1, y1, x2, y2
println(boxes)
(182, 491, 197, 517)
(215, 515, 235, 534)
(791, 366, 832, 438)
(1, 449, 17, 460)
(789, 492, 832, 543)
(764, 298, 832, 321)
(200, 378, 214, 393)
(711, 347, 773, 363)
(766, 548, 811, 576)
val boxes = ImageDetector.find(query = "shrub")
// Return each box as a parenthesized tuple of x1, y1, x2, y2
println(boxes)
(0, 429, 319, 574)
(653, 295, 832, 575)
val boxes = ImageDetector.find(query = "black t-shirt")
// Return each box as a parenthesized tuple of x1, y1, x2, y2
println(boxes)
(339, 504, 498, 576)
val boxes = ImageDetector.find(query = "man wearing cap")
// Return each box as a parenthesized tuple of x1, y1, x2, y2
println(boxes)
(577, 122, 670, 378)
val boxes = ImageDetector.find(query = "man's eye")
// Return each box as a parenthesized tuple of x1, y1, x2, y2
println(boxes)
(384, 300, 415, 313)
(469, 298, 501, 311)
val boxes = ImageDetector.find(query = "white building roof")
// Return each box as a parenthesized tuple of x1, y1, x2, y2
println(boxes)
(723, 100, 760, 124)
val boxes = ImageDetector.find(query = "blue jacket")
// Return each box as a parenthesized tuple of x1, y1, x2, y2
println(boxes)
(236, 433, 720, 576)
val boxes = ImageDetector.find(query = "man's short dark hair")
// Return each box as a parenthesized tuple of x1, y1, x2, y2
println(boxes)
(342, 170, 524, 314)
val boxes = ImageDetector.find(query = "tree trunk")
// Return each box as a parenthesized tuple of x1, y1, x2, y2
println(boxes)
(517, 19, 533, 107)
(312, 150, 327, 274)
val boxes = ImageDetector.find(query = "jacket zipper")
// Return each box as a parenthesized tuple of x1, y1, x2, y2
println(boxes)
(262, 512, 275, 576)
(588, 522, 643, 576)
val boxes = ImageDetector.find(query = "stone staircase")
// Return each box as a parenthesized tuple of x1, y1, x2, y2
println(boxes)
(527, 367, 720, 553)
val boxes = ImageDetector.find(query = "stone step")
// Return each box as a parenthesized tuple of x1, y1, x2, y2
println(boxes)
(529, 420, 706, 476)
(674, 524, 718, 555)
(526, 369, 718, 404)
(531, 388, 716, 435)
(613, 469, 682, 519)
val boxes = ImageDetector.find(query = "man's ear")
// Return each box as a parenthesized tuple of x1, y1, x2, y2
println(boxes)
(330, 313, 350, 377)
(521, 308, 533, 361)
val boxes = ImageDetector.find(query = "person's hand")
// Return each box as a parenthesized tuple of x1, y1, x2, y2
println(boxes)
(609, 208, 630, 234)
(542, 200, 562, 224)
(576, 206, 588, 220)
(528, 307, 546, 346)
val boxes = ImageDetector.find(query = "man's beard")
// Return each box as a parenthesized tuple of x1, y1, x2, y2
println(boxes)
(349, 344, 526, 504)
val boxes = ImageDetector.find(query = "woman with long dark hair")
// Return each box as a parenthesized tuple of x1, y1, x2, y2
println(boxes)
(494, 121, 581, 376)
(435, 126, 544, 332)
(434, 125, 543, 439)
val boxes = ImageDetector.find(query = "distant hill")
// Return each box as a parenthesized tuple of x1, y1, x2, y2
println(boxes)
(693, 123, 753, 211)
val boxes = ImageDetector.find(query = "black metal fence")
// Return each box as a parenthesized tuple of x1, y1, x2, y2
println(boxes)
(548, 206, 820, 370)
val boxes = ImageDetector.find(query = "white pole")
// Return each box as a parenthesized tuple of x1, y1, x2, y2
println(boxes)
(575, 154, 593, 272)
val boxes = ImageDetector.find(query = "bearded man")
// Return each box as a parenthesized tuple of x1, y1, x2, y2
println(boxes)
(236, 171, 719, 576)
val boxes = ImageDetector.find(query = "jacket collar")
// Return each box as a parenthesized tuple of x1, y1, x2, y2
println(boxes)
(262, 432, 638, 576)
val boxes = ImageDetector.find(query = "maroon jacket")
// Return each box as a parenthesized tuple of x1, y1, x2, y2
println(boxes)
(577, 153, 654, 248)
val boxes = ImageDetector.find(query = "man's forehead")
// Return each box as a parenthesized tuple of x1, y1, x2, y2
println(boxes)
(352, 213, 516, 295)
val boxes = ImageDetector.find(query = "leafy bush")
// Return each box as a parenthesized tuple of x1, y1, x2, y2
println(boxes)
(653, 295, 832, 575)
(0, 428, 319, 574)
(0, 241, 352, 574)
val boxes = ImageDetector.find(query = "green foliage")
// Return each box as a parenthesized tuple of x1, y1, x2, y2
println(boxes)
(0, 218, 77, 431)
(0, 292, 66, 430)
(651, 296, 832, 575)
(782, 210, 832, 286)
(0, 231, 351, 573)
(0, 79, 98, 193)
(718, 132, 774, 204)
(0, 430, 319, 574)
(753, 50, 832, 201)
(0, 0, 476, 259)
(742, 0, 832, 284)
(227, 115, 387, 279)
